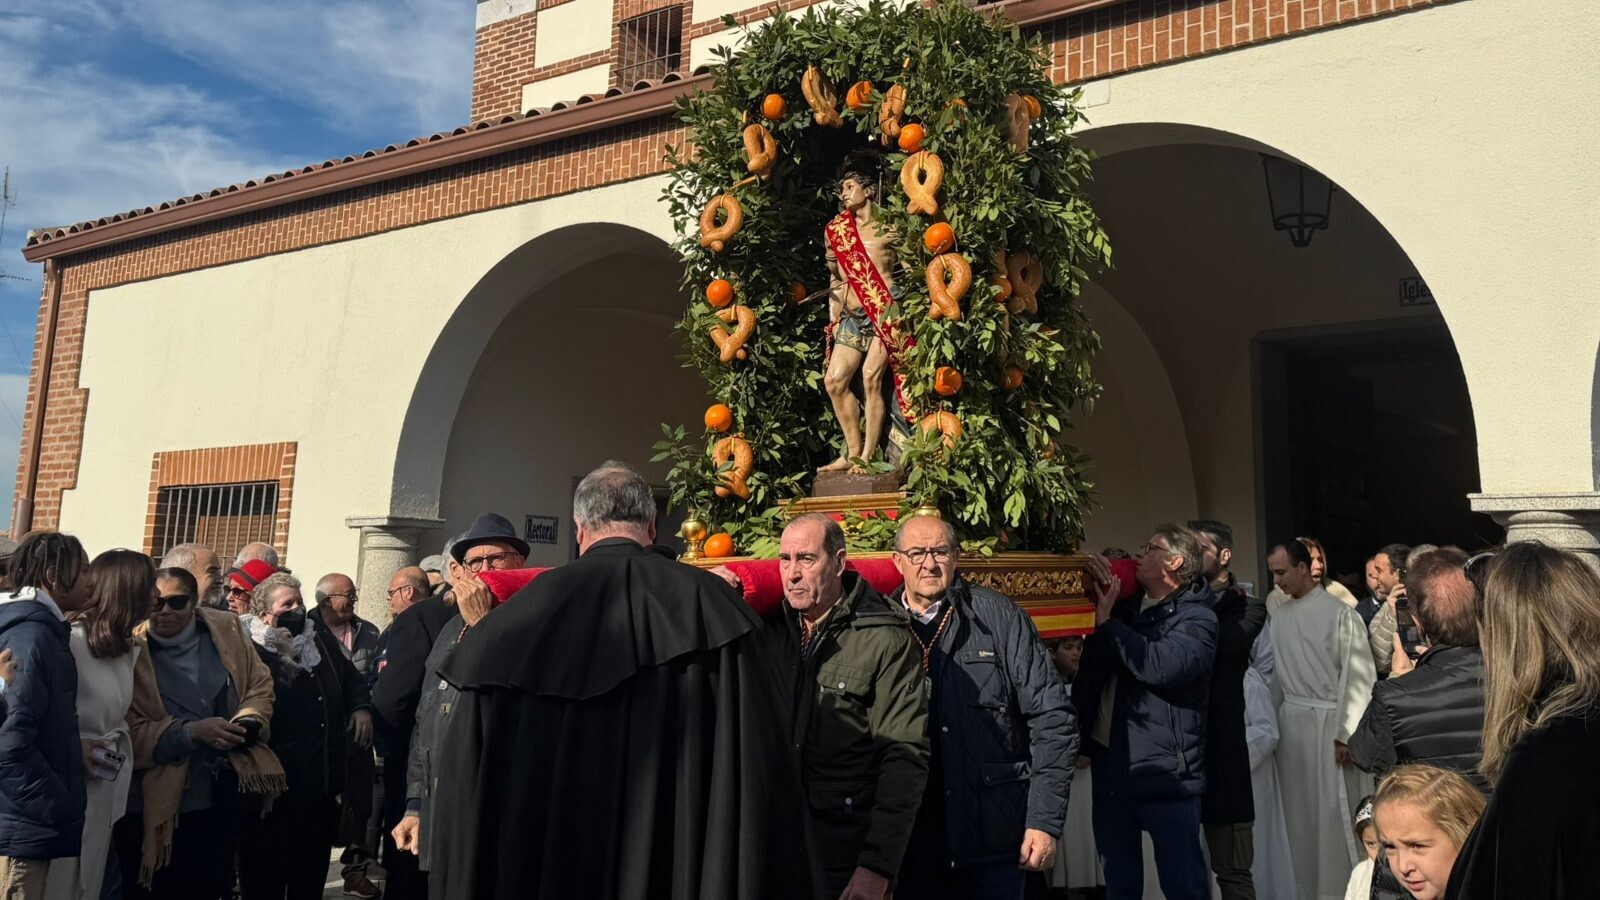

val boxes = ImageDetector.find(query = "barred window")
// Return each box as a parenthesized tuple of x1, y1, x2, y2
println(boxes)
(616, 7, 682, 86)
(152, 481, 279, 563)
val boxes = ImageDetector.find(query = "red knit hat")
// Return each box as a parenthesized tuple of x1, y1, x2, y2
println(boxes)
(227, 558, 277, 592)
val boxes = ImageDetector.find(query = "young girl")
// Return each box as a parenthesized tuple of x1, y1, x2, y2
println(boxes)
(1344, 797, 1379, 900)
(1371, 765, 1484, 900)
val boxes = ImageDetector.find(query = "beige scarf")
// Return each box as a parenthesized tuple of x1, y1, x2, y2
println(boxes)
(128, 608, 286, 887)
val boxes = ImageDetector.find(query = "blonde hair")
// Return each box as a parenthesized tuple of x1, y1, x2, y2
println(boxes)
(1373, 765, 1485, 849)
(250, 571, 303, 617)
(1478, 542, 1600, 782)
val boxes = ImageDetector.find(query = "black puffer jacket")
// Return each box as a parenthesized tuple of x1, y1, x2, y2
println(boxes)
(1202, 581, 1267, 824)
(1348, 643, 1487, 793)
(894, 579, 1078, 867)
(1074, 578, 1218, 800)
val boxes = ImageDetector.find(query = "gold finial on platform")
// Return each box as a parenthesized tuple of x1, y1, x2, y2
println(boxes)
(909, 504, 943, 519)
(679, 517, 709, 561)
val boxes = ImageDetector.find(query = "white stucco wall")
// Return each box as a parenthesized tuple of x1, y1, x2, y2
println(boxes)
(1072, 0, 1600, 494)
(534, 0, 613, 68)
(522, 64, 611, 111)
(61, 177, 675, 584)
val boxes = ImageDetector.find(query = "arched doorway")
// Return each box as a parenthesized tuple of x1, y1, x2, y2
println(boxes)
(396, 221, 706, 567)
(1074, 124, 1501, 590)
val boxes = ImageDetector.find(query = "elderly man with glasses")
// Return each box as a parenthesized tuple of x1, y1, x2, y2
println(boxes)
(888, 513, 1078, 900)
(1075, 524, 1219, 900)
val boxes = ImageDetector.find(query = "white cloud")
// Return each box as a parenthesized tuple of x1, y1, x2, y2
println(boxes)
(112, 0, 474, 140)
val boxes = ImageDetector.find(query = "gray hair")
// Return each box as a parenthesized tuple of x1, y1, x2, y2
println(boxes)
(250, 571, 302, 617)
(787, 513, 846, 558)
(894, 515, 957, 551)
(1151, 522, 1204, 584)
(313, 573, 351, 605)
(160, 542, 210, 570)
(235, 542, 280, 570)
(572, 461, 655, 530)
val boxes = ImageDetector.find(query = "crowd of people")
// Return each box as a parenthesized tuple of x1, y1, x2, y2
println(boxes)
(0, 461, 1598, 900)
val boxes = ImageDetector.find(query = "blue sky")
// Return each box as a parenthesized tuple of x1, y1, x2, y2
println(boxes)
(0, 0, 475, 527)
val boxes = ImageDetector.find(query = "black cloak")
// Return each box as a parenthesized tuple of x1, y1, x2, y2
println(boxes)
(430, 538, 815, 900)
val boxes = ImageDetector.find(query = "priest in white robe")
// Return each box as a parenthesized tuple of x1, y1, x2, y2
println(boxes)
(1266, 540, 1375, 900)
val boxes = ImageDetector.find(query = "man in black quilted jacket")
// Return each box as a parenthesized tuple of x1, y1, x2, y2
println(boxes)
(890, 514, 1078, 900)
(1075, 524, 1218, 900)
(1348, 545, 1488, 793)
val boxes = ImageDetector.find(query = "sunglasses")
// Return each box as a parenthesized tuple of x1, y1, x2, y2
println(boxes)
(1464, 550, 1496, 615)
(154, 594, 193, 612)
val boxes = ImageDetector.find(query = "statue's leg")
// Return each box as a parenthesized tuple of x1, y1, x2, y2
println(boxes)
(820, 343, 866, 472)
(857, 338, 889, 473)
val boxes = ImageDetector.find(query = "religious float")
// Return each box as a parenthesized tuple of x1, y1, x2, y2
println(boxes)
(653, 0, 1112, 635)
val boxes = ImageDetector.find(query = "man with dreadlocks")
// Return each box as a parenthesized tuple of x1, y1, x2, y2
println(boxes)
(819, 150, 915, 474)
(0, 531, 95, 898)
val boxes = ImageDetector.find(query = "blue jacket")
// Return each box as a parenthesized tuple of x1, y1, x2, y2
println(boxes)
(898, 579, 1079, 866)
(0, 591, 87, 859)
(1073, 578, 1218, 800)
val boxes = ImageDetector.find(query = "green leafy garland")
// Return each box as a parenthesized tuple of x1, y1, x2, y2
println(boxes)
(655, 0, 1110, 556)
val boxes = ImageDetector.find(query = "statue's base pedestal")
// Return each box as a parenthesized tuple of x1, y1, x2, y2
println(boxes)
(812, 470, 903, 498)
(685, 490, 1097, 636)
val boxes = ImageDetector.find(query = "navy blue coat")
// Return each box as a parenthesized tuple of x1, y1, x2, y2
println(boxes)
(0, 595, 87, 859)
(1074, 579, 1218, 800)
(901, 579, 1079, 866)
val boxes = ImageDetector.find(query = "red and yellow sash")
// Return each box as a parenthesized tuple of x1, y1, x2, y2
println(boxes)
(825, 210, 915, 419)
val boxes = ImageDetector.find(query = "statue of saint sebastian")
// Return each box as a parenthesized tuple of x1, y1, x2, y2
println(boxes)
(820, 153, 914, 473)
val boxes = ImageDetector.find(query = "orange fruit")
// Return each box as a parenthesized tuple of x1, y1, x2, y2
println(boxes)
(1023, 94, 1042, 119)
(923, 222, 954, 254)
(897, 123, 925, 153)
(948, 97, 967, 109)
(992, 274, 1013, 302)
(703, 532, 735, 558)
(761, 93, 787, 120)
(934, 366, 963, 397)
(706, 279, 734, 308)
(704, 403, 733, 432)
(846, 81, 873, 111)
(791, 282, 808, 303)
(1002, 366, 1024, 391)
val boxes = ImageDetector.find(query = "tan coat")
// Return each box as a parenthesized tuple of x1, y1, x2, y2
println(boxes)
(126, 608, 283, 885)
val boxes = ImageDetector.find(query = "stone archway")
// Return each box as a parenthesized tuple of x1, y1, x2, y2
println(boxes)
(1069, 122, 1497, 586)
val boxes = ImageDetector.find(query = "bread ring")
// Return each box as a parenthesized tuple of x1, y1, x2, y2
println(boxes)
(1005, 251, 1044, 316)
(712, 435, 754, 500)
(698, 194, 743, 252)
(743, 124, 777, 178)
(901, 151, 943, 217)
(879, 84, 906, 145)
(1004, 94, 1031, 154)
(918, 411, 963, 449)
(801, 64, 842, 128)
(925, 254, 971, 321)
(990, 249, 1013, 302)
(709, 305, 756, 363)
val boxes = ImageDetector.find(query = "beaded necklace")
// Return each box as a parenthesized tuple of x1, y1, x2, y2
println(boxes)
(907, 603, 954, 672)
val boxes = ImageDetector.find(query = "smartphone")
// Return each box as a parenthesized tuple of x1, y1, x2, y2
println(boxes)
(1394, 591, 1426, 662)
(91, 745, 125, 782)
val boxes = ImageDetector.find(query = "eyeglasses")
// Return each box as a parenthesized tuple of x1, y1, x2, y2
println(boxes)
(227, 585, 252, 599)
(323, 590, 358, 602)
(385, 586, 410, 597)
(463, 551, 523, 572)
(896, 546, 954, 566)
(153, 594, 193, 612)
(1138, 542, 1171, 557)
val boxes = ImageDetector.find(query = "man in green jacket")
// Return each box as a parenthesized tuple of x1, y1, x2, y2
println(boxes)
(774, 513, 929, 900)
